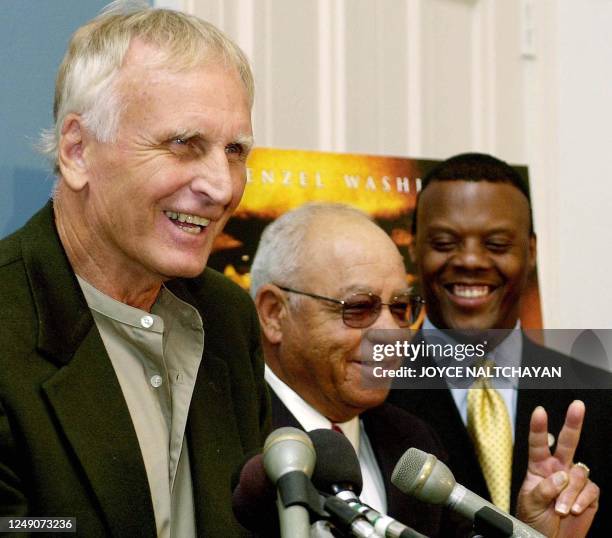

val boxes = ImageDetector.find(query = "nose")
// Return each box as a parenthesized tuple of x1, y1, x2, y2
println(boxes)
(189, 147, 235, 207)
(450, 239, 493, 271)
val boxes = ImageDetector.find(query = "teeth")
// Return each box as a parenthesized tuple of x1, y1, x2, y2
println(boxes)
(178, 225, 202, 235)
(453, 285, 490, 298)
(164, 211, 211, 228)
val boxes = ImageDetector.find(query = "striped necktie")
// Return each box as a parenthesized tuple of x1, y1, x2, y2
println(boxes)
(467, 359, 513, 512)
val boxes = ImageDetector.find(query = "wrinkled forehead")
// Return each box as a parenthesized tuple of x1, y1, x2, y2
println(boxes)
(113, 39, 250, 115)
(120, 37, 227, 77)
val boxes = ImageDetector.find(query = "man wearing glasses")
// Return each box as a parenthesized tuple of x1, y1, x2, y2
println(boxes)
(249, 202, 456, 536)
(249, 202, 595, 536)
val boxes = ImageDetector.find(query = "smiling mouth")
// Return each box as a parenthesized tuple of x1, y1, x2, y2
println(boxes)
(445, 284, 495, 299)
(164, 210, 211, 235)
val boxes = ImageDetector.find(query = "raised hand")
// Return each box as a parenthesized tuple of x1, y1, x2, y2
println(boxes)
(516, 400, 599, 538)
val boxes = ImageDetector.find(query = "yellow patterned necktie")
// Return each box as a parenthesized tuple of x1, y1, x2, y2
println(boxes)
(467, 360, 513, 512)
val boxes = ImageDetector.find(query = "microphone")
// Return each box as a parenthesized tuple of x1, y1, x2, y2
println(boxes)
(308, 428, 363, 497)
(231, 453, 278, 533)
(263, 427, 318, 538)
(308, 429, 429, 538)
(391, 448, 545, 538)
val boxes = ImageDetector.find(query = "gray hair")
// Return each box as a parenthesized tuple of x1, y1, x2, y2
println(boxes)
(38, 0, 254, 174)
(249, 202, 375, 299)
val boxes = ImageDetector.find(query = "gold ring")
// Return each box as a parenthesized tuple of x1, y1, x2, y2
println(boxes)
(574, 462, 590, 477)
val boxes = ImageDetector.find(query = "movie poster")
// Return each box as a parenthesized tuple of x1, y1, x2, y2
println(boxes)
(208, 147, 543, 328)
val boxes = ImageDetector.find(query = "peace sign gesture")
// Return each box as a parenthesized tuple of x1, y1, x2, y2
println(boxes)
(516, 400, 599, 538)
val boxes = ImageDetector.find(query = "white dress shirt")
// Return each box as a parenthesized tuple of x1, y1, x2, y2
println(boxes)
(265, 366, 387, 513)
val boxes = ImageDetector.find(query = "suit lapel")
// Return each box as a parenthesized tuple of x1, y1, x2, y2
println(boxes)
(42, 325, 155, 537)
(269, 389, 303, 430)
(361, 407, 405, 514)
(188, 350, 246, 536)
(166, 277, 262, 536)
(20, 204, 155, 535)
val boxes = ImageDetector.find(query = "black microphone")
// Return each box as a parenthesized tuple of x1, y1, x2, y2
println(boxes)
(308, 429, 429, 538)
(309, 428, 363, 497)
(391, 448, 545, 538)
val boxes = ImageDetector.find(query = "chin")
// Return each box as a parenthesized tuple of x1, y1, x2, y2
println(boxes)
(447, 319, 488, 331)
(155, 258, 208, 280)
(350, 390, 388, 411)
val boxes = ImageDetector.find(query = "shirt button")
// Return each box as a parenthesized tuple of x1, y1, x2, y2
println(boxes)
(150, 375, 163, 388)
(141, 315, 154, 328)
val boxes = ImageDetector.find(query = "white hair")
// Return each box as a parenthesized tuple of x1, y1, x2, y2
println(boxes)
(38, 0, 254, 174)
(249, 202, 376, 300)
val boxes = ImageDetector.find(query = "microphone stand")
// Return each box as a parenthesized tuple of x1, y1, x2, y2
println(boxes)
(275, 470, 328, 537)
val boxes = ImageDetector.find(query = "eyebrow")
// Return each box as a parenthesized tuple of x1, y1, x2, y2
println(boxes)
(425, 223, 516, 235)
(337, 285, 413, 298)
(159, 129, 200, 142)
(161, 130, 254, 152)
(235, 133, 255, 153)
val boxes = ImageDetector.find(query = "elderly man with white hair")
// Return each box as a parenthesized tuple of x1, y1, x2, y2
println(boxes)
(0, 2, 268, 536)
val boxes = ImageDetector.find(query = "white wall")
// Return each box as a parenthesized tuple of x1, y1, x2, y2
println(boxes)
(554, 0, 612, 328)
(156, 0, 612, 329)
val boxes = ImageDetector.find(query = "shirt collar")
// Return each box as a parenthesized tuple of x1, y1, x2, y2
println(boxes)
(77, 277, 203, 335)
(422, 316, 523, 385)
(77, 275, 164, 333)
(265, 365, 361, 454)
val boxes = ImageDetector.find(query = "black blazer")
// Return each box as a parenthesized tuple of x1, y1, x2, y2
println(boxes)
(0, 202, 271, 537)
(270, 389, 472, 537)
(388, 335, 612, 537)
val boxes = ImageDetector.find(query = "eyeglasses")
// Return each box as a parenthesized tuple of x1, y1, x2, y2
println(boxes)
(276, 285, 425, 329)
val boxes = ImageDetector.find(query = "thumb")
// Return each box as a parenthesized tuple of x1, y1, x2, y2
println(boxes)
(526, 471, 569, 510)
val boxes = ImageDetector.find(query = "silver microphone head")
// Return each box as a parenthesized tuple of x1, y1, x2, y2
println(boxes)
(263, 427, 316, 483)
(391, 447, 456, 505)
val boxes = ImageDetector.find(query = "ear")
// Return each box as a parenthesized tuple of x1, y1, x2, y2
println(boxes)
(57, 113, 90, 192)
(408, 239, 417, 265)
(528, 233, 537, 271)
(255, 284, 289, 345)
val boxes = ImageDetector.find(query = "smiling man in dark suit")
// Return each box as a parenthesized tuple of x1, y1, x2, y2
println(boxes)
(388, 152, 609, 536)
(250, 202, 464, 537)
(0, 3, 269, 536)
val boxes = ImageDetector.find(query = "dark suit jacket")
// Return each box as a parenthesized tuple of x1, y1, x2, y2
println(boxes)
(0, 202, 271, 537)
(270, 389, 472, 538)
(388, 335, 612, 537)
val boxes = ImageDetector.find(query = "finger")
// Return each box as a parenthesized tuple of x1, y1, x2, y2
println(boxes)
(524, 470, 569, 509)
(554, 462, 589, 515)
(528, 405, 551, 466)
(570, 481, 600, 515)
(553, 400, 585, 466)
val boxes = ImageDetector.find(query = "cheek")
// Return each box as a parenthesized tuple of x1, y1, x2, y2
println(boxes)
(327, 334, 361, 374)
(419, 250, 447, 277)
(501, 257, 531, 288)
(229, 171, 247, 209)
